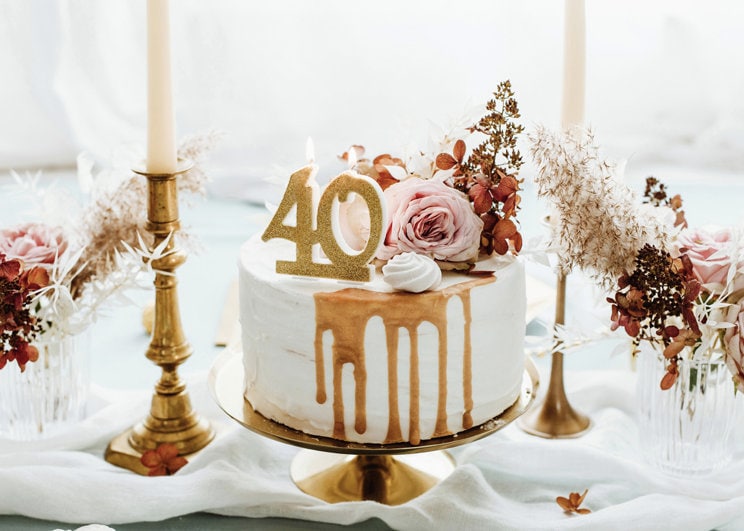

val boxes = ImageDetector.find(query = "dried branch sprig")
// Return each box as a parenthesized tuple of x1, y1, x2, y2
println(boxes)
(435, 81, 525, 256)
(643, 176, 687, 228)
(530, 126, 674, 286)
(68, 133, 218, 298)
(464, 79, 525, 179)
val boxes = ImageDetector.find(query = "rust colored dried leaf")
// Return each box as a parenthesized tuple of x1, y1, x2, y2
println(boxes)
(625, 319, 640, 337)
(482, 212, 498, 232)
(339, 145, 366, 162)
(669, 194, 683, 210)
(492, 174, 519, 202)
(140, 450, 161, 468)
(166, 456, 188, 474)
(23, 267, 50, 290)
(492, 236, 509, 255)
(0, 258, 22, 281)
(156, 443, 180, 461)
(147, 466, 168, 477)
(375, 174, 399, 191)
(453, 139, 466, 162)
(660, 369, 678, 390)
(436, 153, 458, 170)
(512, 231, 523, 253)
(373, 154, 404, 167)
(556, 497, 573, 511)
(684, 308, 701, 336)
(674, 210, 688, 228)
(469, 183, 493, 215)
(609, 303, 619, 321)
(493, 218, 518, 240)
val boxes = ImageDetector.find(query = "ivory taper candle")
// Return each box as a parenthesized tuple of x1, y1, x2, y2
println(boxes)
(561, 0, 586, 128)
(146, 0, 177, 173)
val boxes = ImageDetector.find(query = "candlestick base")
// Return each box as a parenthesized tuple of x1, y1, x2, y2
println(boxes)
(517, 359, 592, 439)
(105, 160, 215, 473)
(105, 417, 214, 476)
(518, 271, 591, 439)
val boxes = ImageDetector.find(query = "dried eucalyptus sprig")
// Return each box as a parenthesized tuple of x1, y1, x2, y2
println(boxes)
(530, 125, 673, 286)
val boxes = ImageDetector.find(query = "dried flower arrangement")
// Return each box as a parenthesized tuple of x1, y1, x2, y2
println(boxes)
(339, 80, 525, 271)
(0, 134, 217, 372)
(531, 126, 744, 390)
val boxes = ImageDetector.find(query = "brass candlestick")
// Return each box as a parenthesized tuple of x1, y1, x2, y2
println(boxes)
(518, 271, 590, 438)
(105, 161, 215, 474)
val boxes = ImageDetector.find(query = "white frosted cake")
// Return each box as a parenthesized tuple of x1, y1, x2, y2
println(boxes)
(239, 236, 526, 444)
(238, 80, 529, 444)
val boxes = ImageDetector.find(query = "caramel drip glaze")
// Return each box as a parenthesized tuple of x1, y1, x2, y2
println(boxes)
(314, 275, 494, 444)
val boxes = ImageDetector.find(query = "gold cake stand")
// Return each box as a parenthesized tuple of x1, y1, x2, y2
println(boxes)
(209, 350, 539, 505)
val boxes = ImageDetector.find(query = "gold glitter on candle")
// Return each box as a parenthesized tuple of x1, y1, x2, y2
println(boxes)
(262, 169, 386, 282)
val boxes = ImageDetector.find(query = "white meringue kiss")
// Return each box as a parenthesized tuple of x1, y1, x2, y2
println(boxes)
(382, 252, 442, 293)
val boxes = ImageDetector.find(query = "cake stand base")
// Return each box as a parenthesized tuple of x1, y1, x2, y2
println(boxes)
(209, 350, 538, 505)
(291, 450, 454, 504)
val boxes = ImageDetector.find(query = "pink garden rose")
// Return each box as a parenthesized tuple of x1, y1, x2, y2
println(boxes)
(677, 227, 744, 293)
(0, 223, 68, 267)
(377, 178, 483, 262)
(724, 301, 744, 393)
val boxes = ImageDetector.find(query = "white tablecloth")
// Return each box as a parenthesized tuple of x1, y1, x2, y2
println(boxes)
(2, 365, 743, 531)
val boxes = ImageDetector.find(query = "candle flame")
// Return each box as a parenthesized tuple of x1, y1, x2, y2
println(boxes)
(305, 137, 315, 164)
(347, 146, 357, 168)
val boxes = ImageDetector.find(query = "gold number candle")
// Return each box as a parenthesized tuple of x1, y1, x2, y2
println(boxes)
(262, 168, 386, 282)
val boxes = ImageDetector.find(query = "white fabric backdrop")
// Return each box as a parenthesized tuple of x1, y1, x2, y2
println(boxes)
(1, 0, 744, 180)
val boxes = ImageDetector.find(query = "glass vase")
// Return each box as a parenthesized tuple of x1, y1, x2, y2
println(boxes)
(637, 346, 740, 476)
(0, 333, 90, 440)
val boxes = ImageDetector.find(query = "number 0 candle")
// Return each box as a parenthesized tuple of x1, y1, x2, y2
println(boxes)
(146, 0, 177, 173)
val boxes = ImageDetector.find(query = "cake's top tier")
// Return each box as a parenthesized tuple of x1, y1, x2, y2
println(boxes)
(258, 82, 526, 289)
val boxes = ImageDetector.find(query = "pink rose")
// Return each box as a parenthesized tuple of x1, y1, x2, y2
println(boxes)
(377, 178, 483, 262)
(0, 223, 68, 267)
(677, 227, 744, 292)
(724, 301, 744, 393)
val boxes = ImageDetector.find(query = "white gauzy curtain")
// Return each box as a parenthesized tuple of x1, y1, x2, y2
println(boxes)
(0, 0, 743, 191)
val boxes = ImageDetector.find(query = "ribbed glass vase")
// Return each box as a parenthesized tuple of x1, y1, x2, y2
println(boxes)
(0, 333, 90, 440)
(637, 346, 740, 476)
